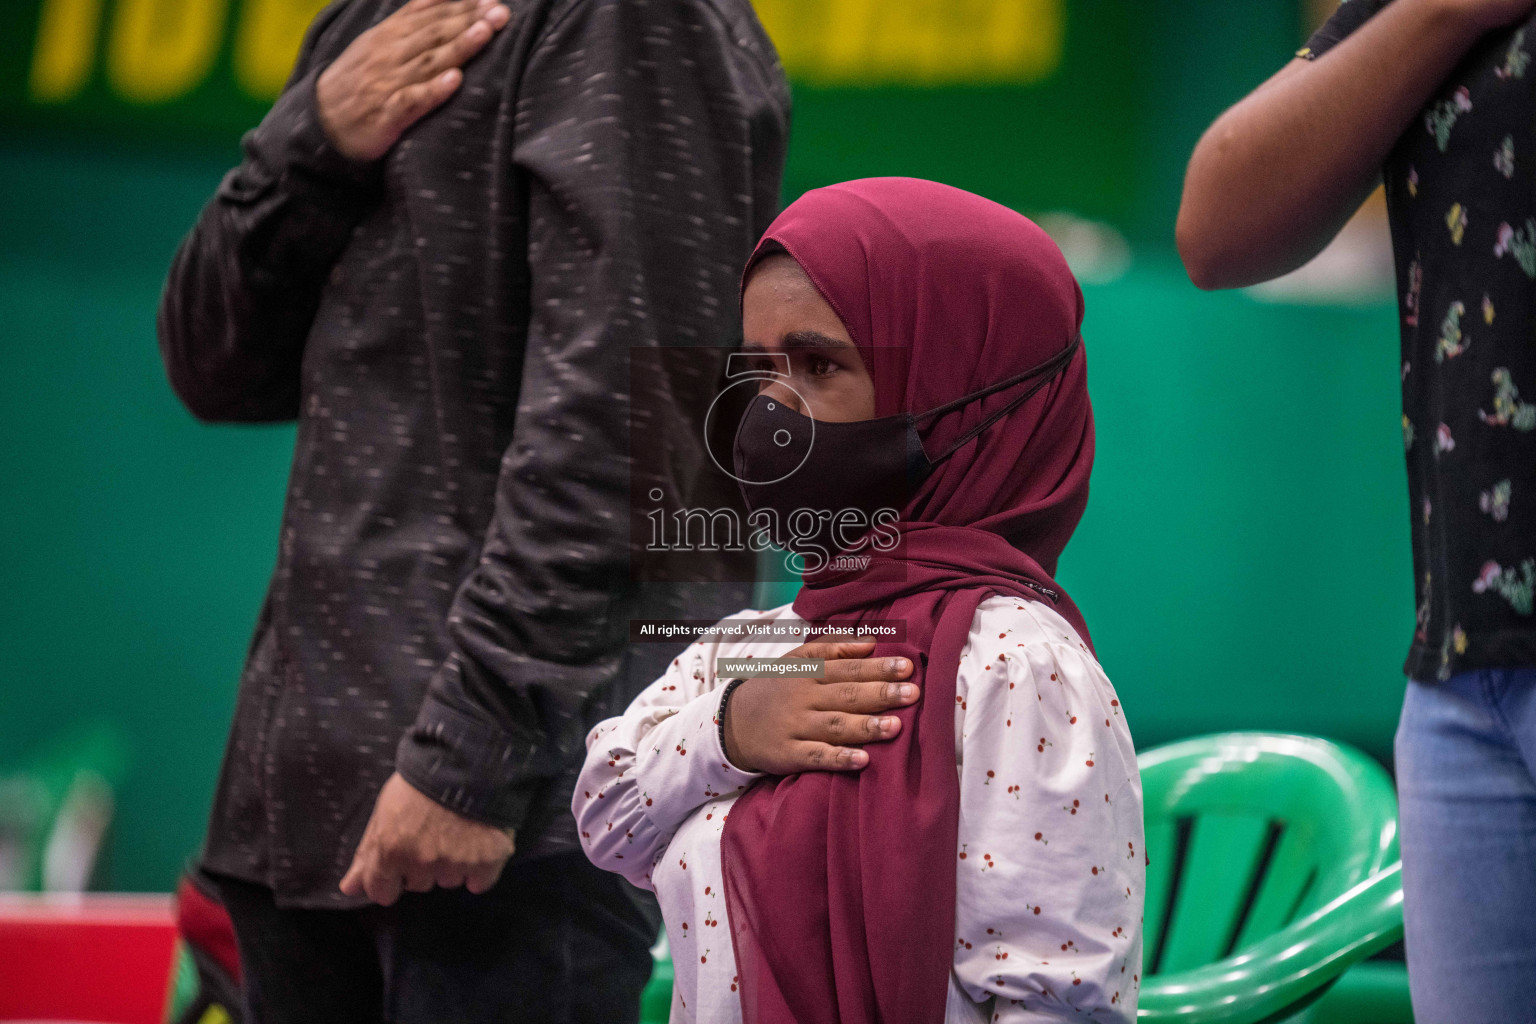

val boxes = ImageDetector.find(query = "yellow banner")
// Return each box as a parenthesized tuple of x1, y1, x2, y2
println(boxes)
(27, 0, 325, 106)
(20, 0, 1064, 114)
(755, 0, 1063, 86)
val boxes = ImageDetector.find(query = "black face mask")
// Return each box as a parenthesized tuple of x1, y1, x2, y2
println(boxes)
(732, 334, 1080, 553)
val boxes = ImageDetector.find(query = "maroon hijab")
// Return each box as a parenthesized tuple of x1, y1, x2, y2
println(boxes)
(720, 178, 1095, 1023)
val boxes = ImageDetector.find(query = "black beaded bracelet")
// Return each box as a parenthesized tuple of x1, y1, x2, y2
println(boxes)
(717, 677, 747, 766)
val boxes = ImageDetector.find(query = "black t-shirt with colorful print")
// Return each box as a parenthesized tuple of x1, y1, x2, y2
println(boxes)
(1303, 1, 1536, 681)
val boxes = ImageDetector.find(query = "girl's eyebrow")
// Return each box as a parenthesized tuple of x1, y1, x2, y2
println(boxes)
(742, 330, 854, 353)
(786, 330, 855, 351)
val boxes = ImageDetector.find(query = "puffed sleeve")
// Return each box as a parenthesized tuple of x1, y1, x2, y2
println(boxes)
(950, 597, 1145, 1022)
(574, 627, 762, 891)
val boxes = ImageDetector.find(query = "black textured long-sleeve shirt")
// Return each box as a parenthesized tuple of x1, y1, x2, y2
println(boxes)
(159, 0, 787, 907)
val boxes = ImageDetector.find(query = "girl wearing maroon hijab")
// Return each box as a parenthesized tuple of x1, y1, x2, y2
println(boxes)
(575, 179, 1144, 1023)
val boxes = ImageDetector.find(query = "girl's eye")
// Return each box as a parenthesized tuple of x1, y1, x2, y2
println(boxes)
(808, 356, 836, 378)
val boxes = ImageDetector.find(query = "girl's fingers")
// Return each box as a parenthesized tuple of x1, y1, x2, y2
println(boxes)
(812, 710, 901, 744)
(821, 654, 913, 684)
(792, 742, 869, 771)
(790, 642, 894, 679)
(788, 640, 847, 662)
(810, 679, 917, 714)
(793, 636, 881, 660)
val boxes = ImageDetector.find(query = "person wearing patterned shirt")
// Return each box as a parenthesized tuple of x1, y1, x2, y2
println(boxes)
(156, 0, 794, 1019)
(1178, 1, 1536, 1019)
(577, 179, 1144, 1023)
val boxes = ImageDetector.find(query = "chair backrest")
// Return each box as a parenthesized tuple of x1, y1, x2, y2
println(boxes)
(1138, 733, 1398, 977)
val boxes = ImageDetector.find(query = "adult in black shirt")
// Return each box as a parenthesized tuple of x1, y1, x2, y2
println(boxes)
(1178, 0, 1536, 1019)
(157, 0, 793, 1018)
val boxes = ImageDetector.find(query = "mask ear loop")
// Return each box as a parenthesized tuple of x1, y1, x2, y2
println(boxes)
(914, 333, 1082, 465)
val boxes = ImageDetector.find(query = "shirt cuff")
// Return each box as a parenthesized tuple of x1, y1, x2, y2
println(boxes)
(632, 686, 761, 825)
(394, 695, 546, 832)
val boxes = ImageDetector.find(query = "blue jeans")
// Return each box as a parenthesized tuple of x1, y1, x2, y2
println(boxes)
(1397, 669, 1536, 1024)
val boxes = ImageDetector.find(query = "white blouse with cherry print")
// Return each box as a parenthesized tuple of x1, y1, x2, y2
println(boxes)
(573, 598, 1144, 1023)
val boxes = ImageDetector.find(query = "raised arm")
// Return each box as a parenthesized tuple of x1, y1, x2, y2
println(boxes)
(157, 0, 511, 421)
(1176, 0, 1529, 290)
(575, 643, 762, 891)
(576, 632, 924, 889)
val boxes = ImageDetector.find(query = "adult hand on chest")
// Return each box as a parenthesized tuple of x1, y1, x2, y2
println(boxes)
(721, 639, 919, 775)
(340, 772, 516, 906)
(317, 0, 511, 163)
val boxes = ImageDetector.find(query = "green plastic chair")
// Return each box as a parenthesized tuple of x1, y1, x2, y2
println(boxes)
(1138, 732, 1404, 1023)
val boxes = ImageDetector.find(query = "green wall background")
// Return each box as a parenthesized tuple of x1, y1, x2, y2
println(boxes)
(0, 2, 1413, 894)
